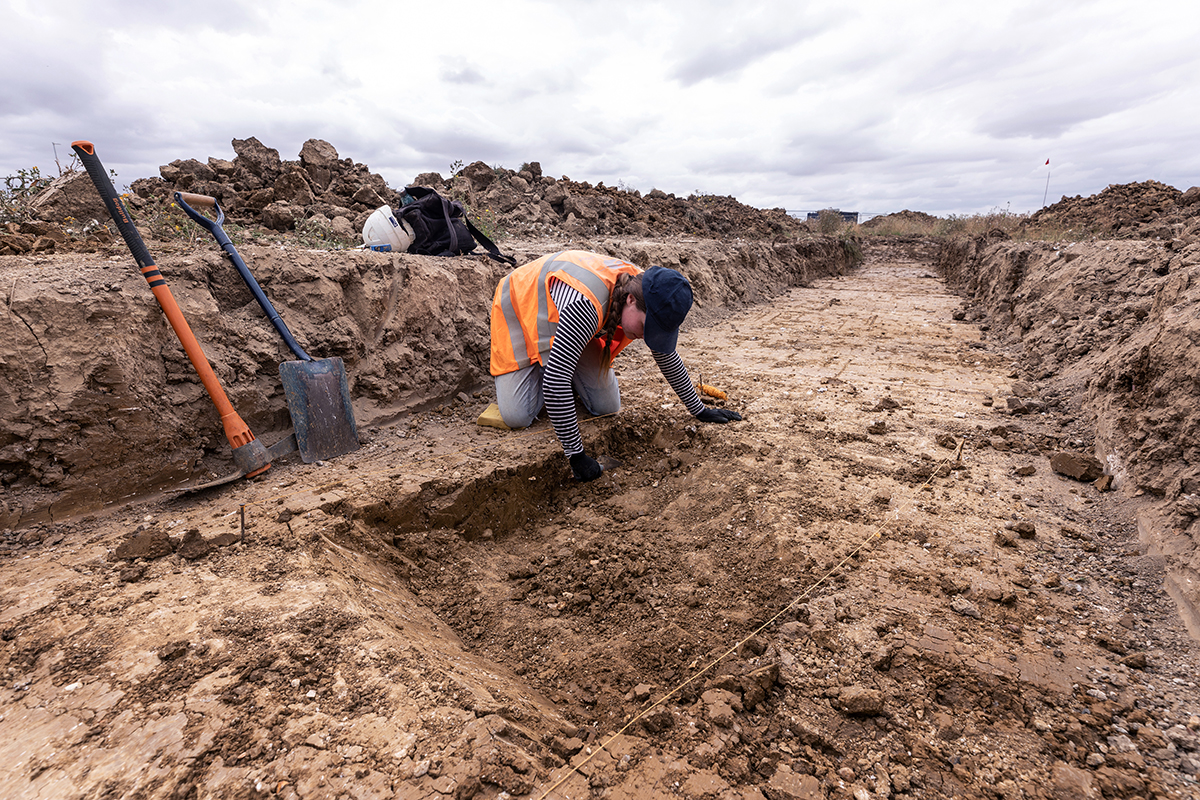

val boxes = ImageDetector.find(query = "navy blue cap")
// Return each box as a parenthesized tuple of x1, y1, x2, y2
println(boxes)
(642, 266, 693, 352)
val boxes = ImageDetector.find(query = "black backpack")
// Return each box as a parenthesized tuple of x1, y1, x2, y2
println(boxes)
(396, 186, 515, 265)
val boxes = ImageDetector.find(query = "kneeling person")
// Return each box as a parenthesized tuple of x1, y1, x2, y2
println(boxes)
(490, 250, 741, 481)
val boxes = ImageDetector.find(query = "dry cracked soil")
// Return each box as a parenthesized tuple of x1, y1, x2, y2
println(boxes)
(2, 237, 1200, 800)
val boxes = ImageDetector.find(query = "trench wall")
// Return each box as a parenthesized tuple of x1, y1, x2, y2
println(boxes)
(0, 236, 856, 526)
(938, 235, 1200, 639)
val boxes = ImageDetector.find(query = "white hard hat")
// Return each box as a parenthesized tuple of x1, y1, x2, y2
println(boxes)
(362, 205, 415, 252)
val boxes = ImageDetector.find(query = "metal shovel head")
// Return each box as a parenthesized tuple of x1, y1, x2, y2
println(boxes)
(279, 357, 359, 463)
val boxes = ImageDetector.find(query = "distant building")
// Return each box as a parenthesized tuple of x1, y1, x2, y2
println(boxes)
(805, 209, 859, 223)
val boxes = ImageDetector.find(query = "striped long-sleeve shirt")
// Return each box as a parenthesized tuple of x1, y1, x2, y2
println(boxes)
(546, 279, 705, 455)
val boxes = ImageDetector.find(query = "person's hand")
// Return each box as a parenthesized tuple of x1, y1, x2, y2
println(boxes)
(696, 407, 742, 423)
(569, 452, 604, 481)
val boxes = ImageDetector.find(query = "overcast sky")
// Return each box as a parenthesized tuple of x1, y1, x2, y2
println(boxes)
(3, 0, 1198, 217)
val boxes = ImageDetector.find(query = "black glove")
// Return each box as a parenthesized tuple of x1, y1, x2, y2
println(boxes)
(696, 407, 743, 424)
(569, 452, 604, 482)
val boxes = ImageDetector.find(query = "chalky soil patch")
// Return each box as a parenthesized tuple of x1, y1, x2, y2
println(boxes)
(2, 246, 1198, 800)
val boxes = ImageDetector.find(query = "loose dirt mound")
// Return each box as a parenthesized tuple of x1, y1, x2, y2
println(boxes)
(1028, 181, 1200, 240)
(4, 138, 804, 257)
(859, 210, 940, 230)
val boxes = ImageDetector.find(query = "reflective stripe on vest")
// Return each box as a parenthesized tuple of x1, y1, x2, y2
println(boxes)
(490, 250, 640, 376)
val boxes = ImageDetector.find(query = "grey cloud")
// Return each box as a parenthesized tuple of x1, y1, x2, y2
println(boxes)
(974, 84, 1160, 140)
(977, 100, 1117, 140)
(441, 65, 487, 86)
(668, 8, 839, 86)
(671, 29, 808, 86)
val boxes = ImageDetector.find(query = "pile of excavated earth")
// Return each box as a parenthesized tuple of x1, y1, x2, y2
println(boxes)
(2, 139, 1200, 799)
(2, 137, 799, 258)
(1027, 181, 1200, 239)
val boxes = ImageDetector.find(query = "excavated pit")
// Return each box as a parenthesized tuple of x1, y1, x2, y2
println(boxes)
(288, 404, 1078, 774)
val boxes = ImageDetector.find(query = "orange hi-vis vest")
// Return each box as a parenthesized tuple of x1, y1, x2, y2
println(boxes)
(490, 250, 642, 377)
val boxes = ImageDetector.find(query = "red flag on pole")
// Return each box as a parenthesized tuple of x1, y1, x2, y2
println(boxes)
(1045, 159, 1050, 165)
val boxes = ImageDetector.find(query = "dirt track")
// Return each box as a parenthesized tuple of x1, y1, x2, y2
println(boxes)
(3, 242, 1198, 799)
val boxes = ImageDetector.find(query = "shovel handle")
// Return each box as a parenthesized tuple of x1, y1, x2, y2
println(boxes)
(174, 190, 313, 362)
(71, 141, 266, 469)
(176, 191, 216, 210)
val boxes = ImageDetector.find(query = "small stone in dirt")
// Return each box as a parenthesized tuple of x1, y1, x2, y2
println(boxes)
(119, 564, 147, 582)
(778, 621, 807, 640)
(549, 736, 583, 758)
(1175, 495, 1200, 517)
(738, 636, 767, 657)
(867, 421, 887, 435)
(703, 687, 742, 721)
(950, 597, 982, 619)
(939, 573, 971, 595)
(768, 765, 822, 800)
(628, 683, 654, 702)
(157, 640, 189, 660)
(177, 529, 212, 560)
(995, 530, 1018, 548)
(935, 433, 957, 449)
(1136, 725, 1168, 750)
(209, 532, 240, 547)
(114, 528, 174, 560)
(1006, 397, 1032, 414)
(934, 711, 963, 740)
(1119, 652, 1149, 670)
(1010, 381, 1035, 398)
(641, 706, 676, 732)
(1050, 451, 1105, 481)
(836, 686, 883, 716)
(1011, 520, 1036, 539)
(1015, 464, 1036, 477)
(874, 396, 901, 411)
(1051, 763, 1097, 798)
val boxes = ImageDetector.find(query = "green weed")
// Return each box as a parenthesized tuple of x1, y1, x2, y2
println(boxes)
(465, 204, 507, 242)
(292, 216, 353, 250)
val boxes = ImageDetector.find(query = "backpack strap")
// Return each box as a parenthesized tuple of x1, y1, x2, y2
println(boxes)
(438, 193, 462, 256)
(465, 217, 517, 266)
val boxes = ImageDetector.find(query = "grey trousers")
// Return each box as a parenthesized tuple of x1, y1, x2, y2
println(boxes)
(494, 340, 621, 429)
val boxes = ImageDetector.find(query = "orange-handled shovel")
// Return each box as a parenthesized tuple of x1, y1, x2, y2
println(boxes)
(72, 141, 274, 490)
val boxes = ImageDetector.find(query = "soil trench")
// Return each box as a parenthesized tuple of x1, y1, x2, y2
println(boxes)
(2, 246, 1199, 800)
